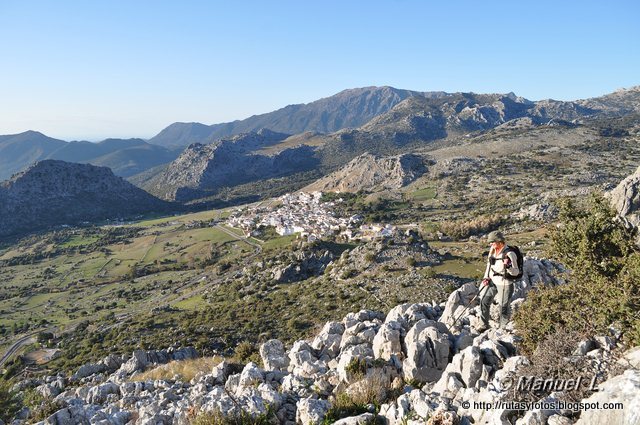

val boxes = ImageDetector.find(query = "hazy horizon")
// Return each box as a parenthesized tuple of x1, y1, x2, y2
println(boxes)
(1, 0, 638, 141)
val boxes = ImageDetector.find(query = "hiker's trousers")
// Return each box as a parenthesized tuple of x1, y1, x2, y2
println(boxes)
(480, 282, 514, 328)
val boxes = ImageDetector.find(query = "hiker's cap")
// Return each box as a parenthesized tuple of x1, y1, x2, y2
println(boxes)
(487, 231, 505, 243)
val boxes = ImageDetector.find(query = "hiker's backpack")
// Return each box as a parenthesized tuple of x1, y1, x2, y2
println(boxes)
(503, 246, 524, 280)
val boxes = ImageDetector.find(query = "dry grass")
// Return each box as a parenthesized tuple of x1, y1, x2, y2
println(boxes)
(131, 356, 223, 382)
(508, 328, 624, 403)
(438, 214, 502, 240)
(325, 367, 399, 423)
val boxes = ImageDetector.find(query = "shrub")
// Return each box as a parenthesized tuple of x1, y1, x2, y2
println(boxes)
(340, 269, 359, 279)
(514, 194, 640, 353)
(0, 380, 21, 423)
(234, 341, 259, 364)
(345, 357, 368, 378)
(550, 195, 635, 278)
(438, 214, 503, 240)
(507, 328, 624, 403)
(191, 407, 276, 425)
(21, 388, 60, 422)
(323, 393, 371, 424)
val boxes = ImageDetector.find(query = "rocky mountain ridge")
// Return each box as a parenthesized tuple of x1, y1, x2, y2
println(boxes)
(147, 87, 443, 147)
(144, 130, 318, 202)
(147, 85, 640, 150)
(145, 88, 626, 203)
(14, 256, 640, 425)
(304, 153, 428, 193)
(0, 160, 172, 237)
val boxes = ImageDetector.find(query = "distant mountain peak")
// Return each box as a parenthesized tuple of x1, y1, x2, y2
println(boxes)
(0, 160, 171, 236)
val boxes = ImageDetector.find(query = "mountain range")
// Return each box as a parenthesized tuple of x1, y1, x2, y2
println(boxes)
(147, 87, 450, 147)
(1, 85, 639, 235)
(141, 86, 640, 203)
(0, 131, 180, 182)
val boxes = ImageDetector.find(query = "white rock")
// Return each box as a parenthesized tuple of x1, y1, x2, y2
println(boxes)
(618, 346, 640, 369)
(340, 321, 380, 350)
(402, 319, 450, 383)
(238, 362, 265, 390)
(296, 397, 330, 425)
(439, 283, 478, 327)
(385, 303, 437, 329)
(260, 339, 290, 371)
(575, 369, 640, 425)
(547, 415, 573, 425)
(85, 382, 120, 404)
(372, 320, 404, 362)
(342, 310, 385, 329)
(332, 413, 375, 425)
(408, 389, 433, 419)
(337, 344, 374, 383)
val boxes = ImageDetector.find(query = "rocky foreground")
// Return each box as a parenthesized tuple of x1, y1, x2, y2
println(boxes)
(8, 257, 640, 425)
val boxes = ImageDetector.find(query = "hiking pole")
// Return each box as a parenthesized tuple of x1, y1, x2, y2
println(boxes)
(450, 283, 488, 329)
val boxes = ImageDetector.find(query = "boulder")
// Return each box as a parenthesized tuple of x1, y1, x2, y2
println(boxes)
(340, 321, 381, 350)
(439, 283, 478, 327)
(311, 321, 344, 359)
(618, 346, 640, 369)
(385, 303, 438, 329)
(576, 369, 640, 425)
(378, 394, 411, 425)
(260, 339, 289, 371)
(237, 362, 265, 390)
(433, 346, 482, 395)
(547, 415, 573, 425)
(211, 360, 232, 385)
(72, 363, 106, 381)
(408, 389, 435, 419)
(372, 320, 404, 363)
(608, 165, 640, 228)
(337, 344, 374, 383)
(333, 413, 376, 425)
(403, 320, 450, 383)
(342, 310, 385, 329)
(288, 341, 327, 378)
(296, 397, 330, 425)
(85, 382, 120, 404)
(44, 405, 90, 425)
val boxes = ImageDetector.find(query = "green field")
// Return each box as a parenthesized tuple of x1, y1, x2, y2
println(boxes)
(0, 205, 277, 335)
(407, 186, 437, 202)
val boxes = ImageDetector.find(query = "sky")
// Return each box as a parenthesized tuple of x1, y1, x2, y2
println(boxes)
(0, 0, 638, 141)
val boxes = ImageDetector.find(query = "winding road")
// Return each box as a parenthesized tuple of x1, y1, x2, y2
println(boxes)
(0, 332, 38, 367)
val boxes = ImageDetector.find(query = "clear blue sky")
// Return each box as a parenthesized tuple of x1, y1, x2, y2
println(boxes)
(0, 0, 638, 141)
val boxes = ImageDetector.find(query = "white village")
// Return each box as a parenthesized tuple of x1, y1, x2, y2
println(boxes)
(226, 191, 396, 242)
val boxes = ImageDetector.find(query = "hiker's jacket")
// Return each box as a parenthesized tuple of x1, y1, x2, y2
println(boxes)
(483, 245, 520, 286)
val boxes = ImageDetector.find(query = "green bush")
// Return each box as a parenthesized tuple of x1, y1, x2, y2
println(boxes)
(0, 380, 21, 423)
(514, 194, 640, 353)
(234, 341, 258, 363)
(191, 407, 276, 425)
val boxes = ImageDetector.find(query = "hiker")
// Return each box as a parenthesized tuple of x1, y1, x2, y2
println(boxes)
(478, 231, 521, 331)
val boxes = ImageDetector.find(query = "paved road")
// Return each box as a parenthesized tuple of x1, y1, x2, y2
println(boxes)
(0, 332, 38, 367)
